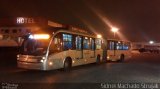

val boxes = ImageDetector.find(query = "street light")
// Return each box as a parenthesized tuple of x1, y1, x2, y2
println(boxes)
(111, 27, 119, 38)
(149, 41, 154, 44)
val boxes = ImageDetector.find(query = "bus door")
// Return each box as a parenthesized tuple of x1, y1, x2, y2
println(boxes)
(90, 38, 95, 58)
(75, 36, 83, 59)
(107, 40, 116, 59)
(102, 39, 107, 61)
(83, 37, 92, 63)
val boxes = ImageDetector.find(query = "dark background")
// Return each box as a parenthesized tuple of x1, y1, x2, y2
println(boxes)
(0, 0, 160, 42)
(0, 47, 18, 67)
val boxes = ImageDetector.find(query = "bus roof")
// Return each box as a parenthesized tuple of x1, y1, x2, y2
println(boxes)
(53, 30, 97, 38)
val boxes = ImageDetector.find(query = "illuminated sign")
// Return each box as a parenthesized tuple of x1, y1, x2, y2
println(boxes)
(17, 17, 35, 24)
(70, 26, 88, 33)
(48, 21, 63, 27)
(29, 34, 50, 39)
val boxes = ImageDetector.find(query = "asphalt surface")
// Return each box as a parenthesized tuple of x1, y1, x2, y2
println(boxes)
(0, 52, 160, 89)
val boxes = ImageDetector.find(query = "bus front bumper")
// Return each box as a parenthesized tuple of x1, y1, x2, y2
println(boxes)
(17, 61, 46, 70)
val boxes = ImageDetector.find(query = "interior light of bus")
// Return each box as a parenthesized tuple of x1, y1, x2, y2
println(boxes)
(97, 34, 102, 38)
(84, 37, 88, 40)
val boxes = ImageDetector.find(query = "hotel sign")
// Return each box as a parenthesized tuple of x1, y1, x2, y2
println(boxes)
(17, 17, 35, 24)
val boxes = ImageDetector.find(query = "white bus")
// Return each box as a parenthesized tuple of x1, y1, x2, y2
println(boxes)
(17, 29, 103, 70)
(106, 39, 132, 62)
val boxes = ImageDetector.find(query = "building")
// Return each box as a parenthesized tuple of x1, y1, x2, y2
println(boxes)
(0, 17, 67, 47)
(132, 42, 160, 53)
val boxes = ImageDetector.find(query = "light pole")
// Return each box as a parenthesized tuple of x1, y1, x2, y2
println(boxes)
(111, 27, 119, 38)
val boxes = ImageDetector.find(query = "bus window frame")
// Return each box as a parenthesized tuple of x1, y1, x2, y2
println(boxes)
(95, 38, 102, 50)
(75, 35, 83, 51)
(49, 32, 63, 53)
(62, 33, 73, 51)
(107, 40, 131, 51)
(83, 36, 91, 50)
(90, 38, 95, 50)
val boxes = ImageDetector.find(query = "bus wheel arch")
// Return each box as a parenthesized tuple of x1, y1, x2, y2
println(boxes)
(63, 57, 72, 70)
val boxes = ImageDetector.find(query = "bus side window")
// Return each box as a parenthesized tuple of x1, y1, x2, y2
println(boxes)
(50, 35, 62, 53)
(63, 34, 73, 50)
(117, 41, 123, 50)
(83, 37, 90, 50)
(75, 36, 82, 50)
(90, 38, 95, 50)
(110, 41, 114, 50)
(123, 42, 130, 50)
(107, 40, 114, 50)
(128, 42, 131, 50)
(96, 39, 102, 50)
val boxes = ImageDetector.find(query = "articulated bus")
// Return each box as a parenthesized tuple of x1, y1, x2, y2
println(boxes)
(17, 30, 131, 71)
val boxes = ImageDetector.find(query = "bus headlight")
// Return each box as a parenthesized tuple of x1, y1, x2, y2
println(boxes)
(42, 57, 46, 60)
(40, 60, 44, 63)
(37, 59, 44, 63)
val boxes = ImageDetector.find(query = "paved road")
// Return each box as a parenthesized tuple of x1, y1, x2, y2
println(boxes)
(0, 53, 160, 89)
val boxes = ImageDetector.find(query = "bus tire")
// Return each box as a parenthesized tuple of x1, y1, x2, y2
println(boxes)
(96, 55, 101, 64)
(63, 58, 72, 71)
(119, 54, 125, 62)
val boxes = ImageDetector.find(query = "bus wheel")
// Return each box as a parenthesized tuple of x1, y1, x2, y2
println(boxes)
(119, 55, 125, 62)
(63, 58, 72, 71)
(96, 55, 101, 64)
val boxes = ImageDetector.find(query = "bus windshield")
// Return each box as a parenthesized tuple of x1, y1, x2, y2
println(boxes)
(20, 39, 50, 56)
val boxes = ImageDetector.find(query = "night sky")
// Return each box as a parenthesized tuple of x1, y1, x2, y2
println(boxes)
(0, 0, 160, 42)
